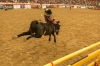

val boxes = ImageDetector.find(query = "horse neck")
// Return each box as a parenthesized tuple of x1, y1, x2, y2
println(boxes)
(45, 22, 54, 26)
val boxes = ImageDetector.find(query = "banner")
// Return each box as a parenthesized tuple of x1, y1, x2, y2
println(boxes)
(0, 4, 3, 9)
(31, 4, 40, 8)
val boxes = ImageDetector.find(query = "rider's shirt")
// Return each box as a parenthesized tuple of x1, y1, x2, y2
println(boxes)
(44, 13, 54, 23)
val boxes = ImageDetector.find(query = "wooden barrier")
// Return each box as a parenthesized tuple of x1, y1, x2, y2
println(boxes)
(44, 42, 100, 66)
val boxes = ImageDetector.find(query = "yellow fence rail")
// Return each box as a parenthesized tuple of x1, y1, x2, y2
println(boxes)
(87, 53, 100, 66)
(44, 42, 100, 66)
(69, 49, 100, 66)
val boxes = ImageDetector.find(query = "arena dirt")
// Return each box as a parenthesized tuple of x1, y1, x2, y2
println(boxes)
(0, 8, 100, 66)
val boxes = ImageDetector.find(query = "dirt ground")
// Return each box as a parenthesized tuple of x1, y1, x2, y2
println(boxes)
(0, 8, 100, 66)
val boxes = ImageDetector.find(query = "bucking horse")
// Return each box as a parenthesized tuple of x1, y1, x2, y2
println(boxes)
(13, 20, 60, 43)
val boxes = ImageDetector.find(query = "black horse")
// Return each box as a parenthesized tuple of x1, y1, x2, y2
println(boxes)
(14, 20, 60, 43)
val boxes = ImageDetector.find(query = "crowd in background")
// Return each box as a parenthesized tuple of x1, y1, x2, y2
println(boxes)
(0, 0, 100, 6)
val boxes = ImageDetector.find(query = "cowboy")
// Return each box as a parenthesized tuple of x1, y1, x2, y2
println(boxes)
(44, 9, 58, 24)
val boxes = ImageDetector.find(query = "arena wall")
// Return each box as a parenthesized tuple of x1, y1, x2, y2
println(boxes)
(0, 2, 89, 9)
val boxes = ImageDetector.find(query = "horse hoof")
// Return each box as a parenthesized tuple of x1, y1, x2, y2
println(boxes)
(13, 36, 18, 39)
(54, 40, 56, 43)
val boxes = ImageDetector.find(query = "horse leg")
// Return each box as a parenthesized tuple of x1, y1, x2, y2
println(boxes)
(26, 33, 35, 40)
(13, 31, 31, 39)
(53, 35, 56, 43)
(26, 35, 32, 40)
(52, 32, 56, 43)
(26, 32, 42, 40)
(17, 31, 31, 37)
(13, 31, 30, 39)
(49, 34, 51, 41)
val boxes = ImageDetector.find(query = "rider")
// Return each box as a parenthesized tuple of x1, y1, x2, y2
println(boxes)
(43, 9, 58, 29)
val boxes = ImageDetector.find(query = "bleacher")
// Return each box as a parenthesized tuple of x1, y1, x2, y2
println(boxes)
(0, 0, 99, 10)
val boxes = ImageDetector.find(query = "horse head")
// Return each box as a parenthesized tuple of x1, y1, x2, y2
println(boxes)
(55, 21, 60, 35)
